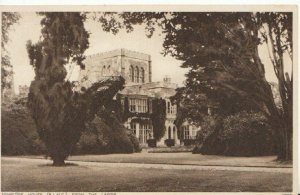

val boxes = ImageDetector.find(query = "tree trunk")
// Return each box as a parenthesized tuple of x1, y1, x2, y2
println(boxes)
(52, 157, 65, 166)
(273, 120, 292, 161)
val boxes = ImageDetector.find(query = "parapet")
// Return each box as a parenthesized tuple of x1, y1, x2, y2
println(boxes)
(85, 48, 151, 62)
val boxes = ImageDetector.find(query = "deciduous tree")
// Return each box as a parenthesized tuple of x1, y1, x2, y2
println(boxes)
(96, 12, 293, 160)
(1, 12, 20, 97)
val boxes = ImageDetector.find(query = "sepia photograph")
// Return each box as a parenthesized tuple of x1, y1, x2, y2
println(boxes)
(0, 5, 297, 194)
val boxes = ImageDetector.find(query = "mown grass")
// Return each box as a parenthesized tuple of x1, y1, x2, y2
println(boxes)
(2, 157, 292, 192)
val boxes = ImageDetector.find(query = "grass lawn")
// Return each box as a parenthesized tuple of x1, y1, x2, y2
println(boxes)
(69, 152, 291, 167)
(1, 157, 292, 192)
(21, 152, 292, 168)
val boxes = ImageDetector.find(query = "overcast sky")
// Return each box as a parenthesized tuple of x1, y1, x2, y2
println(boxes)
(7, 12, 291, 94)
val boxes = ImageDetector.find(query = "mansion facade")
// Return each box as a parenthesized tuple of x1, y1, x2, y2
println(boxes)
(79, 49, 200, 146)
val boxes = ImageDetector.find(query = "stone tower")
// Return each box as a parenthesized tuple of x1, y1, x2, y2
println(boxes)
(79, 49, 152, 88)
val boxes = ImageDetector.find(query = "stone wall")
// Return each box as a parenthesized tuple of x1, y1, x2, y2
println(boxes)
(79, 49, 151, 88)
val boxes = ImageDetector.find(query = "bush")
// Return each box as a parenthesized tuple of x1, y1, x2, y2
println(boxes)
(1, 98, 46, 155)
(147, 139, 157, 147)
(221, 111, 275, 156)
(193, 115, 224, 154)
(183, 139, 195, 146)
(75, 116, 141, 154)
(164, 139, 175, 147)
(194, 112, 275, 156)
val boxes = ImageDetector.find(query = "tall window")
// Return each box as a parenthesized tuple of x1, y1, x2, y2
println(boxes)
(131, 122, 136, 136)
(142, 99, 147, 112)
(140, 68, 145, 83)
(149, 100, 152, 113)
(102, 65, 106, 76)
(173, 126, 176, 140)
(129, 98, 136, 112)
(107, 65, 111, 76)
(137, 99, 141, 112)
(183, 126, 190, 140)
(129, 65, 134, 82)
(135, 66, 139, 83)
(168, 126, 172, 139)
(139, 124, 152, 144)
(167, 101, 171, 114)
(171, 104, 176, 114)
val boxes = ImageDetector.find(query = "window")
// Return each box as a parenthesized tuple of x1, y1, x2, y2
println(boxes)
(140, 68, 145, 83)
(171, 104, 177, 114)
(168, 126, 172, 139)
(129, 65, 134, 82)
(131, 122, 136, 136)
(107, 65, 111, 76)
(149, 100, 152, 113)
(142, 99, 147, 112)
(183, 126, 190, 140)
(191, 128, 198, 139)
(102, 65, 106, 76)
(134, 66, 139, 83)
(139, 124, 152, 144)
(129, 98, 148, 113)
(167, 101, 171, 114)
(173, 126, 176, 139)
(129, 98, 136, 112)
(137, 99, 141, 112)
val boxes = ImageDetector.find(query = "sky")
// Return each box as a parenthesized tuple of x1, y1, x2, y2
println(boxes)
(7, 12, 292, 94)
(8, 12, 186, 94)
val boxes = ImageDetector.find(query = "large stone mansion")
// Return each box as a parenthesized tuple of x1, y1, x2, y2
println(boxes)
(79, 48, 199, 147)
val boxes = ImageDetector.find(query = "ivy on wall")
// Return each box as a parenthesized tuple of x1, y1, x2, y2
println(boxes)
(151, 98, 166, 141)
(117, 94, 166, 141)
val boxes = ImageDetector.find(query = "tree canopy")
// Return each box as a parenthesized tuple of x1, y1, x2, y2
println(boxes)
(1, 12, 20, 97)
(96, 12, 293, 160)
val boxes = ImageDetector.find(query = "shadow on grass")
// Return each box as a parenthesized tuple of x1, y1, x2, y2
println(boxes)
(38, 162, 79, 167)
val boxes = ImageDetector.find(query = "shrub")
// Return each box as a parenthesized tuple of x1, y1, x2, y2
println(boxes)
(194, 112, 275, 156)
(164, 139, 175, 147)
(193, 115, 224, 154)
(1, 98, 46, 155)
(183, 139, 195, 146)
(147, 139, 157, 147)
(75, 116, 141, 154)
(221, 111, 275, 156)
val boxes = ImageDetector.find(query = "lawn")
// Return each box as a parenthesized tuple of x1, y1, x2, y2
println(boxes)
(1, 157, 292, 192)
(23, 152, 292, 168)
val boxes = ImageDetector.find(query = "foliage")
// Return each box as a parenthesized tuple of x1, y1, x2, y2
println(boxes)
(195, 115, 219, 144)
(76, 116, 141, 154)
(117, 95, 166, 141)
(221, 111, 275, 156)
(151, 98, 166, 140)
(118, 96, 151, 122)
(1, 12, 20, 96)
(27, 12, 125, 165)
(1, 97, 46, 155)
(96, 12, 293, 160)
(193, 112, 275, 156)
(258, 13, 293, 160)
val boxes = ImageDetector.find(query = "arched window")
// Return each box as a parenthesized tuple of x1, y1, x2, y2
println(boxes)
(102, 65, 106, 76)
(129, 65, 134, 82)
(167, 101, 171, 114)
(135, 66, 139, 83)
(107, 65, 111, 76)
(173, 126, 176, 139)
(168, 126, 172, 139)
(140, 67, 145, 83)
